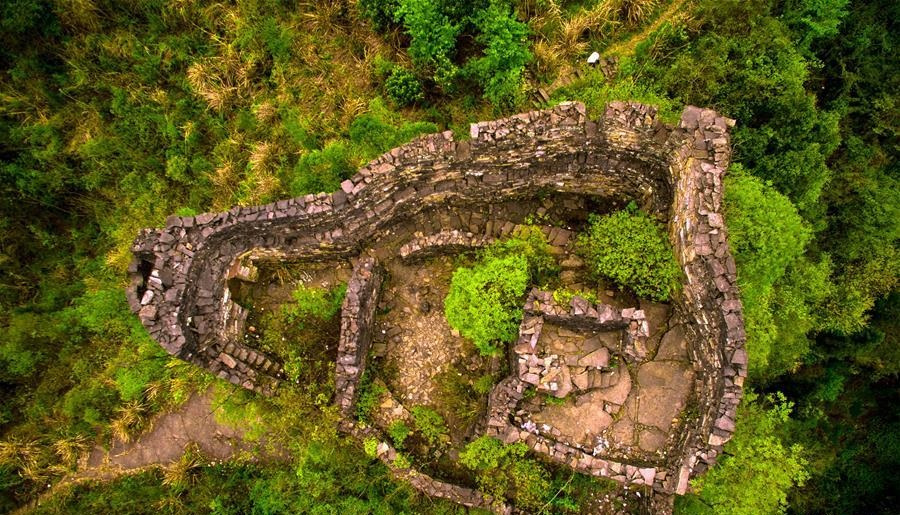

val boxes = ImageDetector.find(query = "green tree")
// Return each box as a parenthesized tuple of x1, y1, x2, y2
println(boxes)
(576, 205, 681, 302)
(395, 0, 461, 90)
(466, 1, 532, 110)
(681, 392, 809, 515)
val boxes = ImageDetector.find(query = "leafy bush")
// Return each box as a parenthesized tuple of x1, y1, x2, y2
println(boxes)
(576, 204, 681, 301)
(410, 406, 449, 447)
(357, 0, 400, 31)
(445, 228, 555, 355)
(459, 436, 551, 510)
(466, 1, 532, 110)
(385, 67, 425, 106)
(387, 420, 410, 449)
(395, 0, 460, 90)
(444, 253, 529, 355)
(288, 142, 354, 196)
(483, 225, 558, 282)
(682, 391, 808, 515)
(348, 98, 438, 159)
(724, 167, 827, 379)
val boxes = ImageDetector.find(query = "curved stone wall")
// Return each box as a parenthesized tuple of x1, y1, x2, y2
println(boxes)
(126, 101, 746, 504)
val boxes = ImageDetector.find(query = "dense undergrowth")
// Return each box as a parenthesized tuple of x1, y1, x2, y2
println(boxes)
(0, 0, 897, 513)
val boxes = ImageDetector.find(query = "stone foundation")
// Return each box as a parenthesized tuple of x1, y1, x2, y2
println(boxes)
(127, 101, 746, 511)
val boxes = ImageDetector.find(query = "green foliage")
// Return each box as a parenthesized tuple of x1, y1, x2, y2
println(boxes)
(387, 420, 411, 449)
(466, 1, 532, 110)
(393, 452, 412, 469)
(552, 288, 598, 307)
(358, 0, 401, 31)
(33, 444, 463, 514)
(410, 406, 449, 447)
(444, 254, 529, 355)
(385, 67, 425, 106)
(473, 374, 495, 395)
(283, 284, 347, 326)
(576, 205, 681, 301)
(724, 167, 826, 379)
(288, 142, 354, 196)
(395, 0, 461, 90)
(459, 436, 551, 510)
(364, 437, 379, 458)
(483, 225, 559, 283)
(355, 371, 387, 423)
(445, 228, 556, 355)
(552, 73, 682, 124)
(683, 392, 809, 515)
(348, 98, 438, 159)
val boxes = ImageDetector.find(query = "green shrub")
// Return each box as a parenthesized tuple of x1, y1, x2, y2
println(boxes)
(288, 142, 354, 195)
(466, 1, 532, 111)
(395, 0, 460, 90)
(410, 406, 449, 447)
(684, 392, 808, 515)
(385, 68, 425, 106)
(387, 420, 410, 449)
(724, 167, 825, 379)
(576, 204, 681, 301)
(357, 0, 400, 31)
(444, 253, 529, 355)
(445, 228, 555, 355)
(459, 436, 550, 510)
(348, 98, 438, 159)
(483, 225, 558, 283)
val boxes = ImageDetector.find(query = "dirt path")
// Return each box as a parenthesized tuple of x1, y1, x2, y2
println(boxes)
(81, 388, 252, 478)
(605, 0, 690, 57)
(14, 388, 261, 514)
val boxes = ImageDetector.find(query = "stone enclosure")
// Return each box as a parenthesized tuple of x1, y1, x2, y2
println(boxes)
(127, 101, 746, 512)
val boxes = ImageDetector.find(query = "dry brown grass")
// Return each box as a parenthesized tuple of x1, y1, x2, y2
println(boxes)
(614, 0, 662, 25)
(528, 1, 619, 85)
(110, 401, 150, 444)
(162, 444, 203, 488)
(186, 48, 256, 111)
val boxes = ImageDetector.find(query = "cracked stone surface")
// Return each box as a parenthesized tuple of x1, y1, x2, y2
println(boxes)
(524, 307, 696, 462)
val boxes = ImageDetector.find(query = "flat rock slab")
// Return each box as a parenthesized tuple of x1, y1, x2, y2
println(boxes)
(634, 361, 694, 430)
(656, 323, 689, 361)
(638, 427, 668, 453)
(577, 347, 609, 368)
(532, 399, 614, 447)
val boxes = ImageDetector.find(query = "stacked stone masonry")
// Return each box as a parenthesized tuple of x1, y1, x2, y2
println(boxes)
(334, 257, 383, 418)
(127, 101, 745, 509)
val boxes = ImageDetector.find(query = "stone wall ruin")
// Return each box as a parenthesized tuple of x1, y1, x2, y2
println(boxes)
(127, 101, 746, 510)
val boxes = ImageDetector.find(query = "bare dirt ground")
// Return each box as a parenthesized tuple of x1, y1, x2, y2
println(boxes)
(375, 256, 471, 407)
